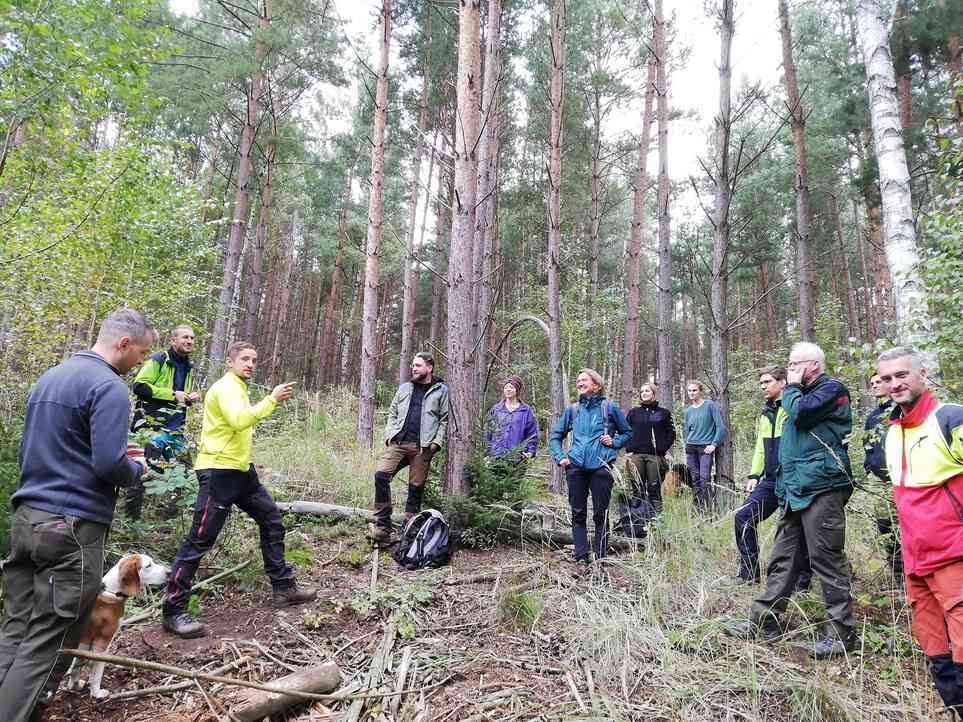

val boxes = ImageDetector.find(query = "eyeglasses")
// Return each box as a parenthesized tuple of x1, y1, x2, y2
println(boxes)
(787, 359, 816, 369)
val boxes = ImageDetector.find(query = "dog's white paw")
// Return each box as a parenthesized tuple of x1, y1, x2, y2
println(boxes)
(91, 688, 110, 701)
(65, 677, 86, 692)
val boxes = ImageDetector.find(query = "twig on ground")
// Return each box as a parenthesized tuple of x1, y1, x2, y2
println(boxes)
(389, 646, 413, 717)
(109, 656, 252, 701)
(565, 671, 587, 712)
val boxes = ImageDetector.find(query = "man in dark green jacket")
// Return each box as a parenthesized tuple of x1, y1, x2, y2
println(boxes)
(726, 342, 857, 659)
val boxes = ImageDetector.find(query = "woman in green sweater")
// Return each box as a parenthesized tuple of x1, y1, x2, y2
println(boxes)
(683, 380, 726, 512)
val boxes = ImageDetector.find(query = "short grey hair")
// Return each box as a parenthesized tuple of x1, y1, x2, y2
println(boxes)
(576, 368, 605, 393)
(790, 341, 826, 373)
(171, 324, 195, 338)
(97, 309, 155, 344)
(877, 346, 924, 370)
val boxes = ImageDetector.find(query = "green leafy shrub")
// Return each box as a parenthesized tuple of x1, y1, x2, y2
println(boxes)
(0, 418, 22, 557)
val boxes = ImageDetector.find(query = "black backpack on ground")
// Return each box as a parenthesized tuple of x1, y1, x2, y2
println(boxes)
(614, 491, 655, 539)
(393, 509, 452, 570)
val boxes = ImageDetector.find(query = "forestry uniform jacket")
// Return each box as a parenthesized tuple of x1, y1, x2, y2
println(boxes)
(131, 348, 195, 431)
(382, 379, 449, 449)
(194, 372, 277, 472)
(748, 398, 787, 485)
(550, 394, 632, 470)
(885, 391, 963, 576)
(863, 399, 893, 482)
(777, 374, 854, 512)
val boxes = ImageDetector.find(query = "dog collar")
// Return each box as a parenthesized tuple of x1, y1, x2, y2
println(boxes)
(101, 585, 129, 600)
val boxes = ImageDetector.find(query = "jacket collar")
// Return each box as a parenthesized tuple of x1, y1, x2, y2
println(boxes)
(76, 350, 120, 376)
(890, 390, 938, 429)
(227, 371, 249, 389)
(167, 346, 194, 368)
(579, 393, 604, 407)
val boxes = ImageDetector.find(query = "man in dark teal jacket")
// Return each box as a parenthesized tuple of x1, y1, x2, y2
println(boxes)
(726, 342, 857, 659)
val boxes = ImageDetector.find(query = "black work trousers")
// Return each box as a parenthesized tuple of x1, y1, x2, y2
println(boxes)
(163, 466, 294, 615)
(566, 465, 613, 562)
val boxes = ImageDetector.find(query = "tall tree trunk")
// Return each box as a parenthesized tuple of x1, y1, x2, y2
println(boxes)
(778, 0, 815, 342)
(587, 87, 602, 369)
(446, 0, 483, 496)
(399, 11, 432, 383)
(857, 218, 877, 343)
(621, 55, 656, 409)
(242, 129, 277, 342)
(429, 166, 450, 348)
(710, 0, 735, 507)
(473, 0, 503, 404)
(654, 0, 673, 409)
(200, 136, 222, 224)
(829, 193, 861, 339)
(269, 219, 295, 386)
(356, 0, 392, 447)
(318, 171, 352, 387)
(209, 0, 270, 370)
(546, 0, 567, 436)
(857, 0, 934, 359)
(341, 266, 363, 387)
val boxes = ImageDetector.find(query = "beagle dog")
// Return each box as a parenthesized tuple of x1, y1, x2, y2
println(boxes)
(64, 553, 170, 700)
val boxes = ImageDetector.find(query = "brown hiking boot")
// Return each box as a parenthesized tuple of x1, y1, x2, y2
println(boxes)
(368, 522, 392, 544)
(272, 585, 317, 608)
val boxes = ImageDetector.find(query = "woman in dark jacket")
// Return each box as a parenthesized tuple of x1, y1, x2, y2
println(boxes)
(625, 382, 676, 512)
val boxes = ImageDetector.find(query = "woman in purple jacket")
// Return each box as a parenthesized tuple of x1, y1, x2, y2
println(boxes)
(485, 376, 538, 461)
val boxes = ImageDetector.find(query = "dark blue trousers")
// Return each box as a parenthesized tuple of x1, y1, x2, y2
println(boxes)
(734, 479, 811, 584)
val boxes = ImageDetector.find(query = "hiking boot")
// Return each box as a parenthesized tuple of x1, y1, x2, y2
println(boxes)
(720, 574, 759, 588)
(572, 558, 591, 579)
(723, 618, 781, 642)
(367, 522, 392, 544)
(810, 630, 857, 659)
(162, 613, 207, 639)
(795, 575, 813, 593)
(272, 585, 317, 608)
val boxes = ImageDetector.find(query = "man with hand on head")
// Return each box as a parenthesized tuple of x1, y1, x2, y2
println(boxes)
(726, 342, 857, 659)
(0, 309, 154, 722)
(877, 347, 963, 718)
(161, 341, 315, 639)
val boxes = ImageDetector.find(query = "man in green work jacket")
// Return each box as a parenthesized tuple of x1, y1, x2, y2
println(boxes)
(726, 342, 857, 659)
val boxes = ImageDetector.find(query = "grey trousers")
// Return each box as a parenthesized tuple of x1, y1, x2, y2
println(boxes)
(750, 487, 856, 637)
(0, 504, 106, 722)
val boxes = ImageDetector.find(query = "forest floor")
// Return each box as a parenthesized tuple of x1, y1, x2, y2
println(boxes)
(43, 483, 942, 722)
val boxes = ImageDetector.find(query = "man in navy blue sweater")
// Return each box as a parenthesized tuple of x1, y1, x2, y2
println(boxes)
(0, 309, 154, 722)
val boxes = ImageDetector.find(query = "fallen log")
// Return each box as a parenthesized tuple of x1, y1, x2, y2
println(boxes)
(232, 663, 342, 721)
(519, 524, 640, 553)
(275, 500, 404, 524)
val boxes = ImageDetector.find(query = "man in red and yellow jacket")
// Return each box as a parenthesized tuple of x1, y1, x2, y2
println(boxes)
(878, 347, 963, 718)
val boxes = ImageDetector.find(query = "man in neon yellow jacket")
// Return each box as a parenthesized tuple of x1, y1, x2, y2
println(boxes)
(161, 341, 315, 639)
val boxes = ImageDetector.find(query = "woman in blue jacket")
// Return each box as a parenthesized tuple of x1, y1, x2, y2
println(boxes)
(550, 368, 631, 567)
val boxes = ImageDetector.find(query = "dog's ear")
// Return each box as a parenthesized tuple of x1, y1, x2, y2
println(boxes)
(119, 554, 142, 598)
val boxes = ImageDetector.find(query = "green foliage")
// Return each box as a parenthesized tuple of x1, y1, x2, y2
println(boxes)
(496, 588, 543, 631)
(0, 418, 22, 556)
(445, 445, 539, 548)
